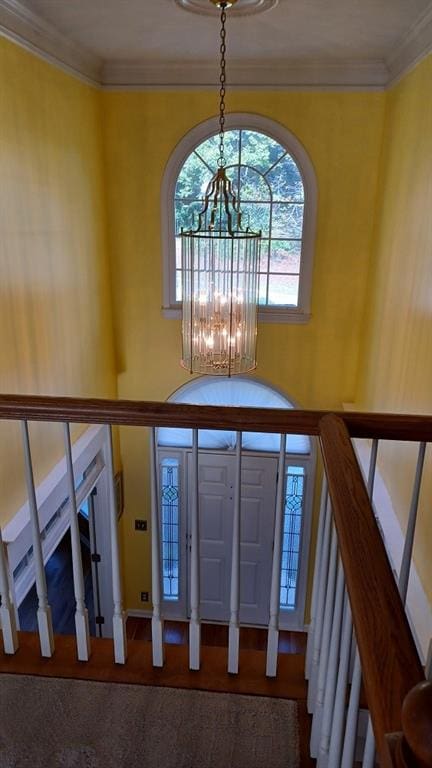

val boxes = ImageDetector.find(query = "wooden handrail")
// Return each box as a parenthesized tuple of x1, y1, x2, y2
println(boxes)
(319, 414, 426, 768)
(0, 394, 432, 441)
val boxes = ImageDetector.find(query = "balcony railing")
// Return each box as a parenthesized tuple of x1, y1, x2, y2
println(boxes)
(0, 394, 430, 767)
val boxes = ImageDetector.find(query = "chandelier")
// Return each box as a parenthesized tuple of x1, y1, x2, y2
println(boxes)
(180, 0, 261, 376)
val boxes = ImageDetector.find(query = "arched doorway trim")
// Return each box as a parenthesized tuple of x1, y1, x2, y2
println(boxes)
(158, 375, 312, 455)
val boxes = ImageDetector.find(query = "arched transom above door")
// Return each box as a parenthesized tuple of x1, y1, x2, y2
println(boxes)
(158, 376, 311, 454)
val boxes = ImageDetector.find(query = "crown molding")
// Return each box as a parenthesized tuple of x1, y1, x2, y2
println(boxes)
(0, 0, 101, 84)
(386, 4, 432, 87)
(0, 0, 431, 90)
(101, 59, 388, 90)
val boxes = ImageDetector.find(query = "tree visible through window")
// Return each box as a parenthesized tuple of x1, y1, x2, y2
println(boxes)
(175, 129, 305, 308)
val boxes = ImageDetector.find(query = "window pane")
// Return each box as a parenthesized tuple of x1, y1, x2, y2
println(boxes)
(175, 200, 205, 233)
(272, 203, 304, 238)
(268, 274, 299, 306)
(161, 458, 180, 601)
(266, 155, 304, 201)
(175, 268, 182, 302)
(175, 237, 182, 269)
(176, 152, 212, 199)
(258, 273, 268, 304)
(238, 166, 271, 202)
(280, 467, 305, 610)
(240, 202, 271, 236)
(240, 130, 285, 173)
(195, 130, 240, 170)
(259, 240, 270, 272)
(269, 240, 301, 273)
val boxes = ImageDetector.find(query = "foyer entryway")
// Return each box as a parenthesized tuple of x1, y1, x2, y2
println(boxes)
(158, 375, 315, 630)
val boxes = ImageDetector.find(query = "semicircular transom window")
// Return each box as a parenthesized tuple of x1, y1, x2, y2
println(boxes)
(174, 129, 308, 313)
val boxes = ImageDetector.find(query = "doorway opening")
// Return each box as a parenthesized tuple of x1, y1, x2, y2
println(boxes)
(6, 426, 117, 640)
(157, 376, 315, 631)
(18, 504, 95, 635)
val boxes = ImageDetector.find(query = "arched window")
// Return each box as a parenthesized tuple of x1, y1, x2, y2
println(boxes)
(162, 114, 317, 323)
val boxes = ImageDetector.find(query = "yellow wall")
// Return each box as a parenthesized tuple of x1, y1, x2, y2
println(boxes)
(355, 54, 432, 603)
(0, 38, 117, 523)
(102, 89, 386, 609)
(4, 31, 429, 615)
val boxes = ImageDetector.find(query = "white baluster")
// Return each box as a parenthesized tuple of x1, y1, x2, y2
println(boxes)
(362, 723, 376, 768)
(306, 476, 329, 679)
(317, 558, 346, 767)
(189, 428, 201, 670)
(341, 651, 362, 768)
(308, 496, 332, 712)
(399, 441, 426, 601)
(63, 423, 91, 662)
(21, 420, 54, 658)
(228, 431, 242, 674)
(426, 639, 432, 681)
(328, 596, 353, 768)
(105, 425, 127, 664)
(310, 524, 338, 757)
(0, 528, 18, 654)
(266, 433, 286, 678)
(367, 439, 378, 497)
(150, 427, 164, 667)
(361, 439, 380, 767)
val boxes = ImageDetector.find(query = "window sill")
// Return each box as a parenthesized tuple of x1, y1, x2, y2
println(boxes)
(162, 306, 311, 324)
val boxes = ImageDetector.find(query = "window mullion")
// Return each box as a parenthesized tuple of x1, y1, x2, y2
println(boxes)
(266, 186, 273, 306)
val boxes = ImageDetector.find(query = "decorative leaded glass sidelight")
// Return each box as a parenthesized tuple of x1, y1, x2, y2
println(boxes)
(180, 168, 261, 375)
(280, 466, 305, 610)
(161, 458, 180, 601)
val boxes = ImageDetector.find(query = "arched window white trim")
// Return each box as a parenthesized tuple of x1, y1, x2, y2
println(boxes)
(161, 113, 317, 323)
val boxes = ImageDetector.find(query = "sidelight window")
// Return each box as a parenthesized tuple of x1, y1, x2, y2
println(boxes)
(280, 466, 305, 610)
(161, 458, 180, 601)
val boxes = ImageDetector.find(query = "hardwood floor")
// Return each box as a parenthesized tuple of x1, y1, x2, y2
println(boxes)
(127, 616, 307, 654)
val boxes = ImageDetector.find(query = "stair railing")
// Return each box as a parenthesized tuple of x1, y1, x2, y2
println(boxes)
(307, 413, 431, 768)
(0, 394, 431, 767)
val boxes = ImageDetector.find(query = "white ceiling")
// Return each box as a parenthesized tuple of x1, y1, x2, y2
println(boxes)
(1, 0, 432, 87)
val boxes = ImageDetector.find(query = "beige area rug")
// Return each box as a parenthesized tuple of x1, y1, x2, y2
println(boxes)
(0, 673, 299, 768)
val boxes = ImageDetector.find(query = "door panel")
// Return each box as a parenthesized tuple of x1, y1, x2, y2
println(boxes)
(188, 452, 277, 625)
(240, 560, 259, 606)
(201, 557, 226, 604)
(239, 456, 277, 624)
(194, 455, 234, 621)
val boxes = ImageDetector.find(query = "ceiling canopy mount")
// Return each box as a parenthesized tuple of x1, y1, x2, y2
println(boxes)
(175, 0, 278, 18)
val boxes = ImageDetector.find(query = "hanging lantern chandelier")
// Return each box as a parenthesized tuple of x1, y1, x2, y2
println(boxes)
(180, 0, 261, 376)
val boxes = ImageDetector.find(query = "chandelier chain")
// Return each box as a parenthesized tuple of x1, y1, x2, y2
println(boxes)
(218, 2, 227, 168)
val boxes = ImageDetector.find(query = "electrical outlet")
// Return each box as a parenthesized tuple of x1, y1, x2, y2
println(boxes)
(140, 591, 149, 603)
(135, 519, 147, 531)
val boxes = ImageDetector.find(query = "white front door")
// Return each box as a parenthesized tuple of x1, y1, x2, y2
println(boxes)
(187, 452, 278, 625)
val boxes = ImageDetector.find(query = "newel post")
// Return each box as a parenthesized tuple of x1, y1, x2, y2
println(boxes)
(387, 682, 432, 768)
